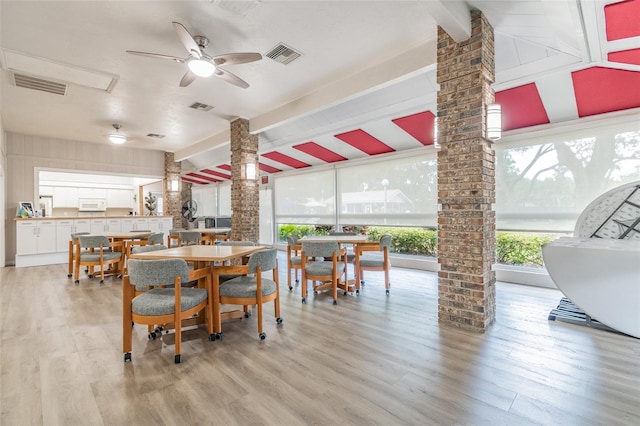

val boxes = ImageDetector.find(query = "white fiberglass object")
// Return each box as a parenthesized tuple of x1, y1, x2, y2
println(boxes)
(542, 182, 640, 338)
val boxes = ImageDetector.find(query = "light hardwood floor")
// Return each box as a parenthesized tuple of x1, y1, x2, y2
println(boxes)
(1, 252, 639, 425)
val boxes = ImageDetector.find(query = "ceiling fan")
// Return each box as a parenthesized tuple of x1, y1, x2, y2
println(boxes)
(126, 22, 261, 89)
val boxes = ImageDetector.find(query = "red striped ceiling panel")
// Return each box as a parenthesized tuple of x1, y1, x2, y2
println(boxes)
(186, 172, 220, 183)
(292, 141, 348, 163)
(605, 0, 640, 41)
(334, 129, 394, 155)
(217, 164, 231, 172)
(572, 66, 640, 117)
(200, 168, 231, 180)
(495, 83, 550, 131)
(258, 162, 283, 173)
(182, 176, 209, 185)
(392, 110, 436, 146)
(262, 151, 311, 169)
(608, 48, 640, 66)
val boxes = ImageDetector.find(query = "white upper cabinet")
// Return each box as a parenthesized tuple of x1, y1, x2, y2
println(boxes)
(78, 187, 106, 198)
(107, 189, 133, 208)
(52, 187, 78, 208)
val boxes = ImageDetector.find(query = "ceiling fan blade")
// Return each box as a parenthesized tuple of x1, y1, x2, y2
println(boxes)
(172, 21, 202, 59)
(212, 52, 262, 66)
(126, 50, 185, 63)
(214, 68, 250, 89)
(180, 70, 197, 87)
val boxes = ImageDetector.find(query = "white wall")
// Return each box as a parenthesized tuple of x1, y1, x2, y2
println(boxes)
(4, 132, 166, 265)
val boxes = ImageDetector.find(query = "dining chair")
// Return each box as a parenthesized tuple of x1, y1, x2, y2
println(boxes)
(67, 231, 90, 278)
(286, 234, 302, 291)
(212, 248, 282, 340)
(147, 232, 164, 245)
(353, 234, 392, 295)
(202, 230, 230, 245)
(300, 241, 348, 305)
(177, 230, 202, 246)
(167, 228, 185, 248)
(74, 235, 124, 284)
(123, 258, 214, 364)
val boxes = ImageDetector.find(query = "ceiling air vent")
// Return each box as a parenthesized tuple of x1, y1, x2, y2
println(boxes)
(266, 43, 302, 65)
(147, 133, 165, 138)
(189, 102, 214, 112)
(12, 73, 67, 95)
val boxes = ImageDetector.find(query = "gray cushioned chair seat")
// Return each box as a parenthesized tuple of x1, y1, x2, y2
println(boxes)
(80, 252, 121, 262)
(305, 261, 346, 276)
(290, 256, 302, 265)
(358, 256, 388, 268)
(132, 287, 207, 316)
(219, 276, 277, 299)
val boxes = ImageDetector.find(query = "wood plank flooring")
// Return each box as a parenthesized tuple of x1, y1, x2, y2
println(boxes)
(1, 252, 639, 425)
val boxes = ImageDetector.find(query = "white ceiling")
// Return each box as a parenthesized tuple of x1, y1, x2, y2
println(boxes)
(0, 0, 635, 175)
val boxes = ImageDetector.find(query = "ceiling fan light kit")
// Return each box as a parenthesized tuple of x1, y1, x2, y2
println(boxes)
(109, 124, 127, 144)
(188, 57, 216, 77)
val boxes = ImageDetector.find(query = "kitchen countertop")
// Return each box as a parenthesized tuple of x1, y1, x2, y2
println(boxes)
(14, 215, 174, 220)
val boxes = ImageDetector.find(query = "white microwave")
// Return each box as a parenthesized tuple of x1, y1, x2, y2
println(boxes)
(78, 198, 107, 211)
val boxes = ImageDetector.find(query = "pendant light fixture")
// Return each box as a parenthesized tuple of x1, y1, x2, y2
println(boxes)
(109, 124, 127, 144)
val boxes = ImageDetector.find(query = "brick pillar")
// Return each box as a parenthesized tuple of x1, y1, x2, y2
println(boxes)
(164, 152, 190, 228)
(230, 118, 259, 242)
(436, 10, 496, 332)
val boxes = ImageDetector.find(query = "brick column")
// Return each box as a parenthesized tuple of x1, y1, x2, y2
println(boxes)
(436, 10, 496, 332)
(164, 152, 190, 228)
(230, 118, 259, 242)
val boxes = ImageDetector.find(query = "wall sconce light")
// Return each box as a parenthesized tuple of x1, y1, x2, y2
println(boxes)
(487, 104, 502, 141)
(433, 116, 441, 150)
(168, 178, 179, 192)
(245, 163, 257, 180)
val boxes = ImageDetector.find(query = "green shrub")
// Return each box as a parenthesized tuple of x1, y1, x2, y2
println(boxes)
(367, 226, 438, 257)
(277, 224, 554, 267)
(496, 232, 554, 267)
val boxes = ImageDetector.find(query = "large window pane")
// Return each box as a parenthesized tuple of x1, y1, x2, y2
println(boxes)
(496, 122, 640, 232)
(219, 183, 231, 216)
(337, 154, 437, 226)
(274, 169, 335, 224)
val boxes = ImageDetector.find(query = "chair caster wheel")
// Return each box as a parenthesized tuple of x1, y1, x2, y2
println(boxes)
(208, 334, 216, 341)
(288, 286, 293, 291)
(216, 333, 223, 340)
(259, 333, 266, 340)
(333, 300, 337, 305)
(386, 289, 390, 295)
(67, 273, 72, 278)
(244, 312, 251, 318)
(174, 355, 182, 364)
(301, 298, 306, 304)
(89, 274, 94, 279)
(99, 280, 105, 285)
(356, 290, 360, 295)
(148, 332, 158, 340)
(124, 353, 132, 362)
(295, 279, 299, 284)
(74, 280, 79, 285)
(361, 281, 365, 286)
(344, 291, 347, 296)
(276, 317, 283, 325)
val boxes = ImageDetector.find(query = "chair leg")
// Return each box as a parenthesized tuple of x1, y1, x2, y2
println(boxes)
(257, 302, 265, 340)
(67, 241, 74, 278)
(385, 269, 390, 295)
(287, 267, 293, 291)
(174, 309, 182, 364)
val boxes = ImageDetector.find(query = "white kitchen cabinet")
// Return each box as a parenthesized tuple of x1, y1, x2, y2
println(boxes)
(121, 218, 135, 232)
(106, 218, 122, 232)
(160, 218, 173, 232)
(74, 219, 91, 233)
(133, 218, 149, 231)
(107, 189, 132, 208)
(55, 219, 75, 252)
(90, 219, 107, 233)
(52, 187, 78, 208)
(16, 220, 57, 255)
(78, 187, 107, 198)
(147, 217, 161, 232)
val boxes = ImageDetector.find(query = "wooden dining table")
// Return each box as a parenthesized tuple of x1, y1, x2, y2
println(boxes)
(129, 244, 266, 335)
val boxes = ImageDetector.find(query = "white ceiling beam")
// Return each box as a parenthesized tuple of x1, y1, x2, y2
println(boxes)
(174, 129, 230, 162)
(428, 0, 471, 43)
(250, 41, 437, 134)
